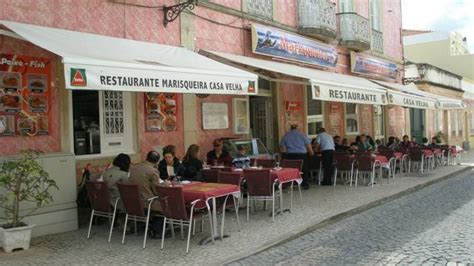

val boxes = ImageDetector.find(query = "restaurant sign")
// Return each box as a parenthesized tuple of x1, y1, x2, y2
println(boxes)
(436, 101, 465, 109)
(351, 52, 399, 80)
(251, 24, 337, 68)
(65, 65, 257, 95)
(311, 84, 387, 105)
(387, 91, 436, 109)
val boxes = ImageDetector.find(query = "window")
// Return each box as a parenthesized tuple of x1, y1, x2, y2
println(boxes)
(369, 0, 382, 30)
(458, 111, 463, 136)
(470, 113, 474, 135)
(345, 103, 358, 134)
(338, 0, 354, 12)
(257, 77, 271, 96)
(72, 90, 133, 156)
(247, 0, 273, 19)
(434, 110, 440, 132)
(373, 105, 384, 138)
(306, 86, 323, 139)
(450, 110, 457, 136)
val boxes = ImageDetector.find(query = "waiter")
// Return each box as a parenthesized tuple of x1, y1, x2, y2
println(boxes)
(280, 123, 314, 190)
(314, 128, 335, 186)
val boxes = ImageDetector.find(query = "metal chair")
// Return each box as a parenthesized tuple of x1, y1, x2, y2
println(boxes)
(355, 154, 381, 187)
(155, 185, 212, 254)
(243, 169, 279, 222)
(449, 146, 461, 165)
(281, 159, 304, 207)
(255, 158, 275, 168)
(333, 153, 355, 187)
(377, 149, 397, 180)
(201, 169, 220, 183)
(308, 155, 322, 185)
(217, 171, 242, 230)
(408, 148, 425, 173)
(116, 183, 158, 249)
(85, 181, 119, 243)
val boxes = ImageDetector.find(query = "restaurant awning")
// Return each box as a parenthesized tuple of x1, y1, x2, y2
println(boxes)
(199, 50, 388, 105)
(371, 80, 437, 109)
(0, 20, 258, 95)
(372, 80, 464, 110)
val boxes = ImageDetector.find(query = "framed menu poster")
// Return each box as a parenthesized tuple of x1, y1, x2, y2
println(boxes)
(202, 102, 228, 130)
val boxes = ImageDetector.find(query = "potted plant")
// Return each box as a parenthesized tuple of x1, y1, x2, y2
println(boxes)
(0, 149, 58, 253)
(435, 131, 446, 144)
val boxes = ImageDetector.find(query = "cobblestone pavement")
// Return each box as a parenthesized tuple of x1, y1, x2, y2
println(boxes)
(232, 170, 474, 265)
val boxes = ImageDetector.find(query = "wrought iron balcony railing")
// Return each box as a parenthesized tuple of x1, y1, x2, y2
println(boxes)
(371, 28, 384, 54)
(337, 12, 370, 51)
(298, 0, 337, 41)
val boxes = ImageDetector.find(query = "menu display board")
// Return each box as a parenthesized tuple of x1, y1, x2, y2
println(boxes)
(202, 102, 229, 130)
(144, 92, 177, 132)
(0, 54, 51, 137)
(327, 103, 343, 137)
(284, 100, 303, 130)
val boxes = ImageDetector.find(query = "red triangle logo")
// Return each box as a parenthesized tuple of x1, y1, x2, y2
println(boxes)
(71, 69, 87, 86)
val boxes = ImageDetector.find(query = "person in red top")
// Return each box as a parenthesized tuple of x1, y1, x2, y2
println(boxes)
(206, 139, 232, 166)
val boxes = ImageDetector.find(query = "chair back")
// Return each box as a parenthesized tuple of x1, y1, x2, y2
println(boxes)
(155, 186, 189, 220)
(85, 181, 111, 212)
(218, 172, 242, 186)
(256, 158, 275, 168)
(334, 153, 353, 171)
(281, 159, 303, 171)
(117, 183, 146, 217)
(244, 169, 273, 197)
(409, 148, 423, 161)
(356, 154, 373, 172)
(201, 169, 220, 183)
(378, 149, 394, 159)
(219, 167, 233, 172)
(307, 155, 321, 170)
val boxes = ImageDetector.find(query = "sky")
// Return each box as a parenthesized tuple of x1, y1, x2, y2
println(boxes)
(401, 0, 474, 53)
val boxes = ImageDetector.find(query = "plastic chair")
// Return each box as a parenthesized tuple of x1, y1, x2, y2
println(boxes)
(116, 183, 159, 249)
(243, 169, 279, 222)
(85, 181, 119, 243)
(333, 153, 355, 187)
(355, 154, 381, 187)
(201, 169, 220, 183)
(155, 185, 212, 254)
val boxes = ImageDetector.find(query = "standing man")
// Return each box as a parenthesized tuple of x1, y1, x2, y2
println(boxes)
(314, 128, 335, 186)
(280, 123, 314, 189)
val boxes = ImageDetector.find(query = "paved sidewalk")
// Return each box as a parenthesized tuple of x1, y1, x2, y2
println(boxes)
(0, 152, 473, 265)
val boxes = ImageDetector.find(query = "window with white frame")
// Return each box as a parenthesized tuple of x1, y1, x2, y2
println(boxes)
(306, 86, 323, 139)
(369, 0, 382, 31)
(373, 105, 384, 138)
(450, 110, 457, 136)
(338, 0, 354, 12)
(72, 90, 133, 156)
(345, 103, 358, 134)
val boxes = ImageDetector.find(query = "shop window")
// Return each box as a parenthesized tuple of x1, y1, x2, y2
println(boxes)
(470, 113, 474, 135)
(72, 90, 132, 156)
(338, 0, 354, 12)
(373, 105, 384, 139)
(306, 86, 323, 139)
(369, 0, 382, 31)
(345, 103, 358, 134)
(450, 110, 457, 136)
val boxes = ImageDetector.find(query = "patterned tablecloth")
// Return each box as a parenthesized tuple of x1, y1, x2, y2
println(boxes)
(182, 182, 239, 207)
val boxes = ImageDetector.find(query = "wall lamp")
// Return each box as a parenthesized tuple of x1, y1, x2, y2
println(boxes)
(163, 0, 198, 27)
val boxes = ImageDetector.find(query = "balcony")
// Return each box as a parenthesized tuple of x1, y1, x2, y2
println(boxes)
(298, 0, 337, 41)
(337, 12, 370, 51)
(371, 28, 384, 54)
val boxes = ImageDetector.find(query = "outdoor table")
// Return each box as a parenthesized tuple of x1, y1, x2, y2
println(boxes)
(181, 182, 240, 245)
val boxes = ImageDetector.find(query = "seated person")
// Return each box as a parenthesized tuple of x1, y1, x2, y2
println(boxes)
(375, 139, 384, 149)
(430, 136, 440, 147)
(207, 138, 232, 166)
(334, 135, 349, 151)
(400, 135, 414, 149)
(342, 138, 351, 150)
(421, 137, 430, 147)
(182, 144, 204, 181)
(102, 153, 131, 209)
(357, 134, 373, 151)
(158, 147, 184, 180)
(232, 145, 251, 168)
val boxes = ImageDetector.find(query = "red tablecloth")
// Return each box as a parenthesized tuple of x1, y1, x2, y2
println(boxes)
(182, 182, 239, 207)
(270, 168, 302, 183)
(423, 150, 434, 157)
(373, 155, 388, 164)
(394, 152, 403, 158)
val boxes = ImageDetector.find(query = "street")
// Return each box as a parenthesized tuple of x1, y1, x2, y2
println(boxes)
(232, 170, 474, 265)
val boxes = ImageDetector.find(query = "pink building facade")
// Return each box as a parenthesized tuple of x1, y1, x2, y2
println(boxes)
(0, 0, 406, 180)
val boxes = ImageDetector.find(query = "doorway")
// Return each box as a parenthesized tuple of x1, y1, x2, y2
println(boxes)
(410, 108, 425, 143)
(250, 96, 274, 152)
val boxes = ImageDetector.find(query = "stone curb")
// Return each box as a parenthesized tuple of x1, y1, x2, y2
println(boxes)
(221, 166, 473, 265)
